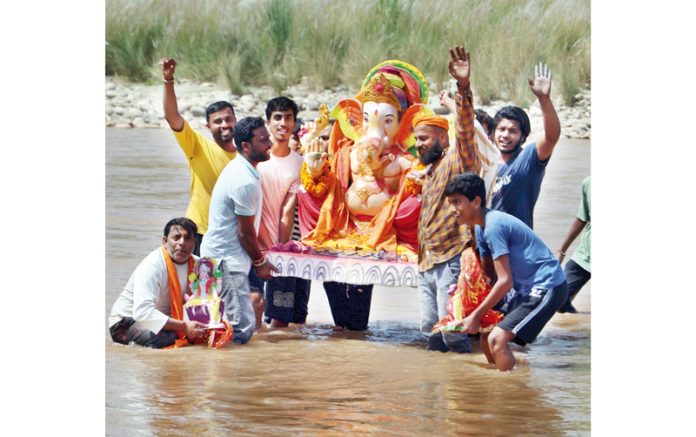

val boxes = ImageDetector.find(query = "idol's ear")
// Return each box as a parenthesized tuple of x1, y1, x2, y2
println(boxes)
(331, 98, 363, 143)
(393, 103, 423, 153)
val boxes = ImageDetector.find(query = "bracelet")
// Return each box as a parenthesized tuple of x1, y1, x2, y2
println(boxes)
(252, 256, 266, 267)
(557, 249, 566, 256)
(162, 77, 175, 83)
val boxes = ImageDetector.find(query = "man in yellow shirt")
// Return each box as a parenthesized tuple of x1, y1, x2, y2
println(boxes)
(160, 58, 238, 255)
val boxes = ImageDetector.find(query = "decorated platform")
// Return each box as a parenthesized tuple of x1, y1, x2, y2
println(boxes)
(267, 249, 418, 288)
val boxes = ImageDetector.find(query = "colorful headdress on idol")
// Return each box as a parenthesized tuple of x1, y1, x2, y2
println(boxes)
(357, 73, 401, 110)
(330, 60, 429, 156)
(361, 60, 429, 111)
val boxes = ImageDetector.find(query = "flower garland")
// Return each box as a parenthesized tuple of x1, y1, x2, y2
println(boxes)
(301, 161, 334, 197)
(403, 162, 427, 196)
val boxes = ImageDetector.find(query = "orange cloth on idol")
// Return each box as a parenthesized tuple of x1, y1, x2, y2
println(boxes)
(162, 246, 195, 348)
(412, 112, 449, 131)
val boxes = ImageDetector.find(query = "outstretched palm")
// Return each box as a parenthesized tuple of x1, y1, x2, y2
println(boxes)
(528, 62, 552, 98)
(448, 45, 471, 87)
(304, 136, 327, 175)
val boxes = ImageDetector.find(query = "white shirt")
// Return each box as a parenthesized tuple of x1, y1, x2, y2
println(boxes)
(109, 248, 196, 334)
(256, 150, 303, 248)
(201, 154, 262, 273)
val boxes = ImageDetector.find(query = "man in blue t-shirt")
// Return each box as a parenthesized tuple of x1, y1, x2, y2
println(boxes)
(490, 63, 561, 229)
(444, 173, 568, 371)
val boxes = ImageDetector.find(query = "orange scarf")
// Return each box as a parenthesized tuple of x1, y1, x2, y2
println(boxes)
(162, 246, 194, 348)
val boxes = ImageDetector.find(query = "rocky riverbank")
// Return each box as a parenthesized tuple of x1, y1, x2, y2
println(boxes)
(105, 77, 590, 139)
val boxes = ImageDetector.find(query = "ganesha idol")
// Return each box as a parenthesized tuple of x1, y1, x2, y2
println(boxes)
(297, 60, 430, 261)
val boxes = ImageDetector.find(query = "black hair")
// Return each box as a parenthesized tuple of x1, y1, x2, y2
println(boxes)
(233, 116, 266, 152)
(444, 172, 486, 204)
(475, 109, 494, 136)
(163, 217, 198, 237)
(205, 101, 235, 122)
(293, 118, 304, 135)
(493, 106, 531, 146)
(265, 96, 299, 120)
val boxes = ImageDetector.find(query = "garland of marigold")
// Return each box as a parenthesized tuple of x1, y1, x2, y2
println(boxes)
(403, 162, 426, 196)
(301, 161, 333, 197)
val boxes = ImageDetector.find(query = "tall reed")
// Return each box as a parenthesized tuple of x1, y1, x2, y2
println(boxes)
(106, 0, 590, 106)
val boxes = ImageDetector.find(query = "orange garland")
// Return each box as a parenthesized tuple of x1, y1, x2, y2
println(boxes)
(301, 161, 334, 197)
(403, 162, 427, 196)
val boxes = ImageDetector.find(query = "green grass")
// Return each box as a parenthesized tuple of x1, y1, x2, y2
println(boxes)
(106, 0, 590, 106)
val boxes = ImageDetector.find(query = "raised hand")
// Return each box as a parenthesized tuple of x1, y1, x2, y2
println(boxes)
(304, 135, 328, 176)
(528, 62, 552, 99)
(159, 58, 177, 81)
(448, 45, 471, 88)
(439, 89, 456, 113)
(299, 120, 318, 151)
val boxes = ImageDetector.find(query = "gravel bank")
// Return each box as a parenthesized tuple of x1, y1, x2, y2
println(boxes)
(105, 78, 590, 139)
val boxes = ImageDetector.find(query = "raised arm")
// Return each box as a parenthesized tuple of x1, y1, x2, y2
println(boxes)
(160, 58, 185, 132)
(529, 63, 561, 161)
(449, 45, 480, 173)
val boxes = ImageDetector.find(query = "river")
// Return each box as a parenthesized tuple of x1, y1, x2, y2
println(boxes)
(106, 128, 591, 436)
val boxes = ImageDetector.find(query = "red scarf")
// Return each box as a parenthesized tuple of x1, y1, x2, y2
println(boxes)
(161, 246, 194, 348)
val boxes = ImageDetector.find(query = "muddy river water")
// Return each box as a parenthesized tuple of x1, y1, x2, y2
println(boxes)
(106, 128, 590, 435)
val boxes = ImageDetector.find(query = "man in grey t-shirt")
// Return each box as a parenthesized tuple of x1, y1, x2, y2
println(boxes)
(201, 117, 279, 344)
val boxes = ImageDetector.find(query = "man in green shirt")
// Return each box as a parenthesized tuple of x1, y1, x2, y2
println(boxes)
(556, 176, 591, 313)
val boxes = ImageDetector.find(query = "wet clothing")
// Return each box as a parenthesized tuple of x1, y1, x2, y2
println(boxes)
(265, 276, 311, 324)
(418, 254, 471, 353)
(109, 316, 178, 349)
(109, 248, 196, 335)
(558, 259, 590, 313)
(475, 209, 567, 345)
(323, 282, 373, 331)
(490, 143, 548, 229)
(218, 260, 256, 344)
(172, 120, 236, 234)
(495, 282, 568, 345)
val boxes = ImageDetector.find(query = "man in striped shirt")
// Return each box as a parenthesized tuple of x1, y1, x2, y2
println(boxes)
(415, 45, 481, 352)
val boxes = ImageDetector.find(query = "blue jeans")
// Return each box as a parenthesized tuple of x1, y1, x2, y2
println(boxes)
(219, 260, 256, 344)
(418, 254, 471, 353)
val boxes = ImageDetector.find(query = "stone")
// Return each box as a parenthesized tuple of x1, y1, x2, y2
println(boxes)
(305, 99, 320, 111)
(131, 117, 147, 128)
(125, 107, 141, 119)
(112, 106, 126, 116)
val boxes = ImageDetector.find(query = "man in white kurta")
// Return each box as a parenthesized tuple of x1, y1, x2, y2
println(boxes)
(109, 218, 207, 348)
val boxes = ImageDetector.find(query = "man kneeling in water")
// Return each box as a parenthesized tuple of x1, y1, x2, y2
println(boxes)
(108, 218, 207, 348)
(444, 173, 567, 370)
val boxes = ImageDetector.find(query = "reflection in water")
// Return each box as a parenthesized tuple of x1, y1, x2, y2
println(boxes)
(106, 129, 590, 435)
